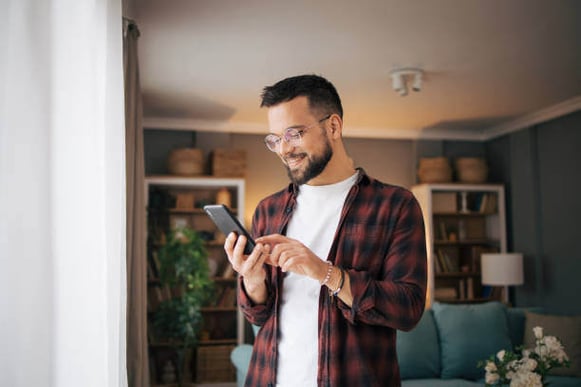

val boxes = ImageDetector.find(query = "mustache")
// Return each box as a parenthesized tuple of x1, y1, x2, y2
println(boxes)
(284, 153, 307, 163)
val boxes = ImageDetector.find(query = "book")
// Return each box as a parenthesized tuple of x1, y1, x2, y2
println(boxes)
(436, 249, 449, 272)
(439, 221, 448, 241)
(485, 194, 498, 213)
(433, 253, 443, 273)
(470, 246, 499, 272)
(434, 287, 457, 300)
(479, 193, 489, 213)
(444, 250, 460, 272)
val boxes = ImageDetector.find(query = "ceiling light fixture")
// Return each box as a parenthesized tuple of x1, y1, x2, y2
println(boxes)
(390, 68, 424, 97)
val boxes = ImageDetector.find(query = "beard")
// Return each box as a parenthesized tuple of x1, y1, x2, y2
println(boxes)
(284, 138, 333, 185)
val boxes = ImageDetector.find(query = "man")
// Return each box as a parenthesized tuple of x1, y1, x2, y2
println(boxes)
(225, 74, 427, 386)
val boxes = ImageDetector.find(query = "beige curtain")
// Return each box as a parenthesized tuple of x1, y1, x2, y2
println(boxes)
(124, 19, 149, 387)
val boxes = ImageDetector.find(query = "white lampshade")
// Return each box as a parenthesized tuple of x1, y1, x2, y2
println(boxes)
(481, 253, 524, 286)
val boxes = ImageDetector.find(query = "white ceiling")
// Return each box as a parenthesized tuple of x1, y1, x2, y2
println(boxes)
(131, 0, 581, 140)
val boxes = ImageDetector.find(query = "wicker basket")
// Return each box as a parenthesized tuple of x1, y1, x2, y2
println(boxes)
(417, 157, 452, 183)
(167, 148, 204, 176)
(455, 157, 488, 183)
(210, 149, 246, 177)
(196, 345, 236, 383)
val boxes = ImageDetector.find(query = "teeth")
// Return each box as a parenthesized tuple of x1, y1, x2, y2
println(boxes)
(286, 155, 304, 168)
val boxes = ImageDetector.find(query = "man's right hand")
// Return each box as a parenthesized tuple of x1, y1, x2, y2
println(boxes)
(224, 232, 270, 304)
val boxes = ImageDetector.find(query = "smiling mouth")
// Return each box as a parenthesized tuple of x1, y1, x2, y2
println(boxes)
(285, 153, 306, 169)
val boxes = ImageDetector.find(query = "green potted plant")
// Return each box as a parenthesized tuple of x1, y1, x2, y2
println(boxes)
(153, 226, 215, 385)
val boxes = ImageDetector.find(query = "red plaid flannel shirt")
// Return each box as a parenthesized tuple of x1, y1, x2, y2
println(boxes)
(238, 169, 427, 387)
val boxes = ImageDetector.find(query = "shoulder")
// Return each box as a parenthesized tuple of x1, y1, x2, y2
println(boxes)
(255, 184, 293, 212)
(358, 171, 417, 203)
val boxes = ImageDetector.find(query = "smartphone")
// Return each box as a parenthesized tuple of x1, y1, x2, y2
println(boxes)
(203, 204, 256, 255)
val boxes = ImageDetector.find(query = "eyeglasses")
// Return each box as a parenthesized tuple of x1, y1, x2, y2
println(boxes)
(264, 114, 331, 152)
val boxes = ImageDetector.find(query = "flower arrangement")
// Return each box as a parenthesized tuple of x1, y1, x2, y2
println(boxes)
(480, 326, 570, 387)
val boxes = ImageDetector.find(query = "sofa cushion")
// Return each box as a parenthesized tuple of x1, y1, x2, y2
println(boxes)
(402, 379, 482, 387)
(397, 310, 440, 379)
(544, 375, 581, 387)
(506, 306, 544, 348)
(432, 301, 513, 380)
(524, 311, 581, 377)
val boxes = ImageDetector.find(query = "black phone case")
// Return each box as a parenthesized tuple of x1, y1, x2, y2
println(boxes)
(203, 204, 256, 255)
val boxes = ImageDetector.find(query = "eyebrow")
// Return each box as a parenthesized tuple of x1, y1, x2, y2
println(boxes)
(270, 123, 307, 135)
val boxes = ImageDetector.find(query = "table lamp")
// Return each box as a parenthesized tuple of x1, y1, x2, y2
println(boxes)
(481, 253, 524, 303)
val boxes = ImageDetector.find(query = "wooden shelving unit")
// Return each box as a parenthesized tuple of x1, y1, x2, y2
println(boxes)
(411, 183, 507, 307)
(145, 176, 246, 385)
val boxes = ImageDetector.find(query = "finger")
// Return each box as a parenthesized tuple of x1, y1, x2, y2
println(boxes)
(224, 232, 239, 252)
(224, 232, 242, 265)
(263, 249, 277, 266)
(233, 234, 249, 257)
(276, 248, 294, 272)
(238, 244, 269, 279)
(256, 234, 288, 245)
(246, 243, 268, 271)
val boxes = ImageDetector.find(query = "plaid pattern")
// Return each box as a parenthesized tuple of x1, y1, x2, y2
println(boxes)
(238, 169, 427, 387)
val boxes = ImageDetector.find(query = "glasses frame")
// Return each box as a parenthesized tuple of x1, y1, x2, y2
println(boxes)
(264, 114, 332, 152)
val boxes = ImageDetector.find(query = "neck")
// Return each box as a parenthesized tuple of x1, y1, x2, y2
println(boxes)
(306, 148, 356, 186)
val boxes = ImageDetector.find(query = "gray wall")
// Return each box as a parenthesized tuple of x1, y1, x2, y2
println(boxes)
(487, 111, 581, 314)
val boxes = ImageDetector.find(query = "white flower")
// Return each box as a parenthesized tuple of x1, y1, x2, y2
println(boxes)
(522, 349, 531, 359)
(486, 371, 500, 384)
(543, 336, 569, 363)
(521, 358, 538, 372)
(497, 349, 506, 361)
(481, 326, 570, 386)
(485, 361, 497, 373)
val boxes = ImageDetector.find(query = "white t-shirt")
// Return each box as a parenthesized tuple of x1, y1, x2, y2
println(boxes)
(276, 172, 358, 386)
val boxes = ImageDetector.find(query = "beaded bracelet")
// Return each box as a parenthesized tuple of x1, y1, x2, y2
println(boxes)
(320, 261, 333, 286)
(331, 268, 345, 297)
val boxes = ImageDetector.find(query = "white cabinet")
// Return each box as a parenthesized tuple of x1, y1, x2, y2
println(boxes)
(411, 184, 507, 307)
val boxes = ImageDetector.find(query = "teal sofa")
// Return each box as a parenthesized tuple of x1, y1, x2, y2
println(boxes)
(231, 302, 581, 386)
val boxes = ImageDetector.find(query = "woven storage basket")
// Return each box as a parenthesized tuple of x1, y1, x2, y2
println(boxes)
(196, 345, 236, 382)
(455, 157, 488, 183)
(211, 148, 246, 177)
(417, 157, 452, 183)
(167, 148, 204, 176)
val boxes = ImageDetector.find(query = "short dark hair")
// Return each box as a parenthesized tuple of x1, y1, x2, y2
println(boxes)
(260, 74, 343, 119)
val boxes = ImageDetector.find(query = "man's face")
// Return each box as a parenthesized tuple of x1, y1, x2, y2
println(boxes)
(267, 97, 333, 185)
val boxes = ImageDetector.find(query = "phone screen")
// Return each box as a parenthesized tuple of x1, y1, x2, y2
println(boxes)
(203, 204, 255, 254)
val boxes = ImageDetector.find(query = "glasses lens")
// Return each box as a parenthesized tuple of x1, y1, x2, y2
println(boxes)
(264, 134, 280, 151)
(284, 128, 302, 145)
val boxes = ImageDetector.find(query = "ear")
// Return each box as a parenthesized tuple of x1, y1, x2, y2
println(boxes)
(329, 114, 343, 139)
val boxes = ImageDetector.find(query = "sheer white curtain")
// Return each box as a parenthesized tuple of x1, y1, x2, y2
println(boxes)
(0, 1, 127, 386)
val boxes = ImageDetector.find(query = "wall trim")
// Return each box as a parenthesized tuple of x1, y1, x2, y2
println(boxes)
(143, 95, 581, 141)
(481, 95, 581, 140)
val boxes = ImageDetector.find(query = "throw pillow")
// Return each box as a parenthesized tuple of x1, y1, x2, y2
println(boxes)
(524, 311, 581, 377)
(506, 307, 544, 348)
(432, 301, 512, 380)
(397, 309, 440, 379)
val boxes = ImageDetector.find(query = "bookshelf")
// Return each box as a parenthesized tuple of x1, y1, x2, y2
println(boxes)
(145, 176, 246, 385)
(411, 184, 507, 307)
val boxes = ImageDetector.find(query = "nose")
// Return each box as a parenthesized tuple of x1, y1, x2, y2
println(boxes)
(278, 138, 294, 155)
